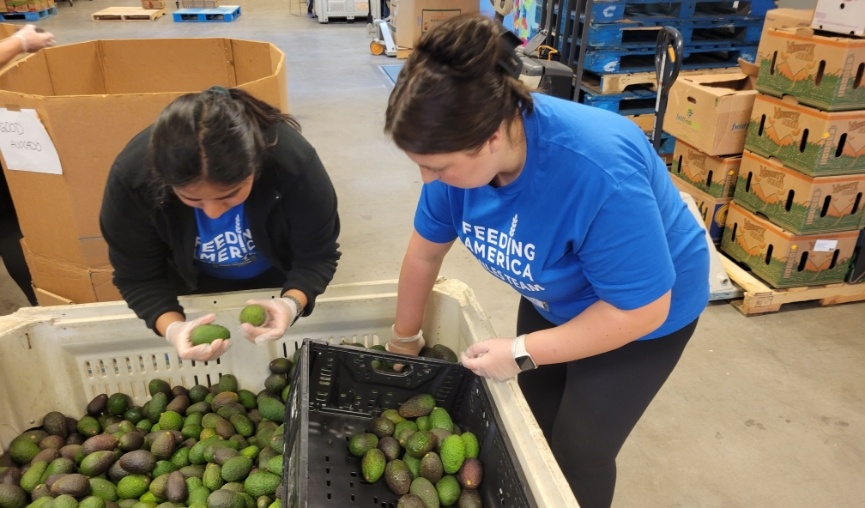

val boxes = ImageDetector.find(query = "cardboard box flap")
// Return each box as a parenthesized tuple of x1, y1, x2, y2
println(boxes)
(45, 42, 106, 96)
(681, 72, 756, 98)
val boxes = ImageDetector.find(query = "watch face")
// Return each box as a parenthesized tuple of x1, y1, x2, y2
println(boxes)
(516, 355, 536, 371)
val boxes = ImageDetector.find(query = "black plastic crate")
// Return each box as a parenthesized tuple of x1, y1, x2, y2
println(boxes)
(283, 339, 536, 507)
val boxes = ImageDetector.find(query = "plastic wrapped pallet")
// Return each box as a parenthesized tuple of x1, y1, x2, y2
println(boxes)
(0, 278, 578, 507)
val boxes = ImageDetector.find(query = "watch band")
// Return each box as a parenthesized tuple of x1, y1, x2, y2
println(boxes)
(513, 334, 537, 372)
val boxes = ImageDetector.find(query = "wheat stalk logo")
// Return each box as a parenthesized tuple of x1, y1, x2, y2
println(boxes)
(510, 214, 518, 238)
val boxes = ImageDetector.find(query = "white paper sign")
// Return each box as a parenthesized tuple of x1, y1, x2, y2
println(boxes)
(813, 239, 838, 252)
(0, 108, 63, 175)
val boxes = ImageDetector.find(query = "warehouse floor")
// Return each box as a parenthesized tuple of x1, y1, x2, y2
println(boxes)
(1, 2, 864, 506)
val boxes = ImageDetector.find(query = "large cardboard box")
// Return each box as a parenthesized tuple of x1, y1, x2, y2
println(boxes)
(20, 239, 121, 306)
(393, 0, 478, 49)
(848, 228, 865, 283)
(662, 71, 757, 156)
(721, 201, 859, 288)
(670, 139, 741, 198)
(756, 28, 865, 112)
(0, 38, 288, 302)
(761, 8, 813, 40)
(671, 175, 731, 244)
(734, 150, 865, 235)
(745, 93, 865, 176)
(811, 0, 865, 37)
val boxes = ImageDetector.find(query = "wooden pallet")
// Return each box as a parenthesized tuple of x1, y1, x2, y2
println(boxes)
(581, 66, 738, 95)
(720, 255, 865, 316)
(92, 7, 166, 20)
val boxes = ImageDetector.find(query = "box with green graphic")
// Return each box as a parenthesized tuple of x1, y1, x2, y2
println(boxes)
(721, 201, 859, 288)
(756, 27, 865, 112)
(670, 140, 741, 198)
(734, 150, 865, 235)
(745, 93, 865, 176)
(671, 175, 731, 244)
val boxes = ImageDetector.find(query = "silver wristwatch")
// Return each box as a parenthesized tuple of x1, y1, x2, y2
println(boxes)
(513, 334, 537, 372)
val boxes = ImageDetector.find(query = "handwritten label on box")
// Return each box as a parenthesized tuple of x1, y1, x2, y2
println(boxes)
(0, 108, 62, 175)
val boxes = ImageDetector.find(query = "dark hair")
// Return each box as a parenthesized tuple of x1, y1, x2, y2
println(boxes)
(149, 87, 299, 198)
(384, 14, 533, 154)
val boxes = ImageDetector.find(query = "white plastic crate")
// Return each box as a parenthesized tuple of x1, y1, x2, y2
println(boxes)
(0, 278, 578, 507)
(313, 0, 369, 22)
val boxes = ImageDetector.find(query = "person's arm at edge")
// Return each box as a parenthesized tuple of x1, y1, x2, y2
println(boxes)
(393, 230, 454, 337)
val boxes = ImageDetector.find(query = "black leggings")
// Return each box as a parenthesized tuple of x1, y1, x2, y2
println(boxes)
(516, 298, 698, 508)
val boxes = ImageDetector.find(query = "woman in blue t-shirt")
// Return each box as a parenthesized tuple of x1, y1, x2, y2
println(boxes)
(100, 87, 341, 362)
(383, 14, 709, 508)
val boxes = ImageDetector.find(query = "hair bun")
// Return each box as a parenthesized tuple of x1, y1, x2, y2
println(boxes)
(414, 15, 503, 79)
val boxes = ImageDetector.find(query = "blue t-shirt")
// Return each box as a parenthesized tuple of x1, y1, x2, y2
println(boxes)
(194, 203, 272, 280)
(414, 93, 709, 339)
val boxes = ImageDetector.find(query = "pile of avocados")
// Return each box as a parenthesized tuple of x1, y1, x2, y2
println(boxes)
(346, 394, 484, 508)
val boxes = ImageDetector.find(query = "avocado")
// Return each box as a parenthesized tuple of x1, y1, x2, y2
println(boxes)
(402, 452, 421, 480)
(263, 374, 287, 396)
(79, 496, 106, 508)
(53, 494, 80, 508)
(456, 458, 482, 490)
(369, 417, 395, 438)
(419, 452, 443, 484)
(220, 456, 253, 483)
(398, 394, 436, 419)
(212, 448, 240, 466)
(148, 473, 169, 500)
(380, 409, 405, 425)
(43, 412, 69, 438)
(237, 390, 258, 411)
(205, 489, 245, 508)
(145, 393, 169, 424)
(188, 385, 210, 404)
(430, 429, 452, 452)
(148, 379, 172, 399)
(8, 437, 40, 465)
(213, 419, 235, 440)
(202, 464, 224, 492)
(165, 471, 187, 504)
(457, 489, 482, 508)
(150, 432, 177, 461)
(106, 394, 130, 417)
(459, 433, 479, 459)
(361, 449, 386, 483)
(383, 460, 412, 496)
(107, 461, 132, 483)
(88, 478, 118, 502)
(82, 435, 119, 456)
(229, 415, 254, 438)
(152, 460, 179, 478)
(239, 305, 267, 327)
(408, 477, 439, 508)
(50, 474, 92, 499)
(439, 435, 466, 475)
(436, 475, 460, 506)
(405, 432, 437, 460)
(188, 487, 210, 506)
(123, 407, 144, 425)
(31, 448, 60, 465)
(255, 397, 284, 423)
(347, 433, 378, 458)
(87, 395, 109, 416)
(242, 471, 281, 498)
(79, 451, 116, 477)
(415, 416, 431, 432)
(429, 344, 459, 363)
(428, 408, 454, 433)
(0, 483, 27, 508)
(268, 358, 292, 375)
(377, 436, 401, 462)
(190, 325, 231, 346)
(217, 375, 239, 394)
(396, 494, 426, 508)
(166, 396, 190, 415)
(119, 450, 156, 475)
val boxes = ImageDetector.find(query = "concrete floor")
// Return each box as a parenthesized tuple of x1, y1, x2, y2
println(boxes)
(1, 2, 864, 506)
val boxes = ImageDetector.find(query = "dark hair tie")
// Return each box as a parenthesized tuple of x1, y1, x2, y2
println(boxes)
(498, 28, 523, 79)
(207, 85, 231, 96)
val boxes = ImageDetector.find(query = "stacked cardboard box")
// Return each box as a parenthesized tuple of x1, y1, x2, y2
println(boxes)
(0, 39, 288, 305)
(662, 68, 756, 244)
(3, 0, 54, 12)
(721, 25, 865, 288)
(140, 0, 167, 10)
(177, 0, 220, 8)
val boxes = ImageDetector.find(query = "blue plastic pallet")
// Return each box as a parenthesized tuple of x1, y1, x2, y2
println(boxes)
(567, 44, 757, 73)
(582, 0, 772, 23)
(0, 6, 57, 21)
(173, 5, 241, 22)
(563, 17, 763, 49)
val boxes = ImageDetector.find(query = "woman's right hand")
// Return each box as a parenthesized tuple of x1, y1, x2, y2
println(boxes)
(165, 314, 231, 361)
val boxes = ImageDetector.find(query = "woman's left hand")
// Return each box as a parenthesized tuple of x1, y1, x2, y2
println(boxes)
(460, 338, 520, 381)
